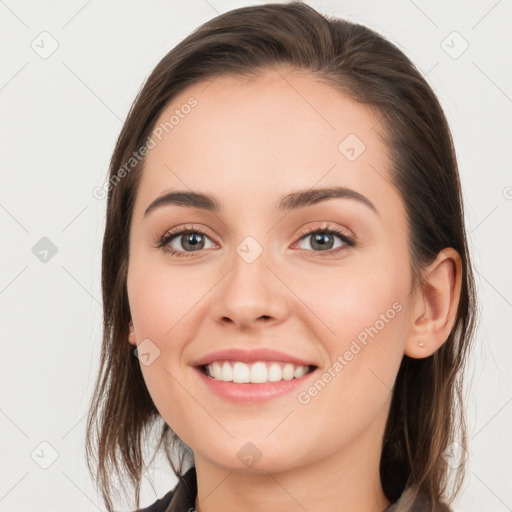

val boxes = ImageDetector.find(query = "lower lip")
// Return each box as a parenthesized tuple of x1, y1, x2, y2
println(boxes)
(194, 366, 317, 403)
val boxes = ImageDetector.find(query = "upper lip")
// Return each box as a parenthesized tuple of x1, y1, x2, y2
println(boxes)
(190, 348, 317, 368)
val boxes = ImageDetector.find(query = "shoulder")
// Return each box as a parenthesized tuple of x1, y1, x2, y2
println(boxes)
(131, 466, 197, 512)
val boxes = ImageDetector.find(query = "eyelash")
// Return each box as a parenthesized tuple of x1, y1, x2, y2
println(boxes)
(156, 223, 356, 258)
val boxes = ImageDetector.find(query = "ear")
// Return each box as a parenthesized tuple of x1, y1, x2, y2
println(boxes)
(128, 320, 137, 346)
(404, 247, 462, 359)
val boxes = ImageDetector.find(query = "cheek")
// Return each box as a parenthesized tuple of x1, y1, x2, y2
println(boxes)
(291, 262, 409, 345)
(292, 271, 408, 440)
(127, 257, 208, 342)
(126, 263, 204, 439)
(291, 260, 410, 399)
(126, 258, 216, 388)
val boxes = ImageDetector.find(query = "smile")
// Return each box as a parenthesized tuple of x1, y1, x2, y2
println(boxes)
(194, 361, 319, 403)
(200, 360, 316, 383)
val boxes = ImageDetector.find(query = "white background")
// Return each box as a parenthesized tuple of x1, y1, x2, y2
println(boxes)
(1, 0, 511, 511)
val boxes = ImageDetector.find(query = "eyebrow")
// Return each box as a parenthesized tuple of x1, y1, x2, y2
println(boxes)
(143, 186, 378, 218)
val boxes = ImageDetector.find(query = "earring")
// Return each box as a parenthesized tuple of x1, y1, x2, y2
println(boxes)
(128, 321, 135, 343)
(418, 340, 425, 347)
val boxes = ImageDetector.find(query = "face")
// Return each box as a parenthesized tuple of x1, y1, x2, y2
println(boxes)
(126, 68, 417, 473)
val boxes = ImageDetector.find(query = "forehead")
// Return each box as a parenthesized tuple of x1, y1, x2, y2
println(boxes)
(133, 67, 397, 217)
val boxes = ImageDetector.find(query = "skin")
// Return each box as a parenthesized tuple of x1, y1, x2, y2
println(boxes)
(126, 67, 462, 512)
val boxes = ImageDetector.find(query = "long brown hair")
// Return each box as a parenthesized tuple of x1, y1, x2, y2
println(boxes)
(85, 2, 477, 510)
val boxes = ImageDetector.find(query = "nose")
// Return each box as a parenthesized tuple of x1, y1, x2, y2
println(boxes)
(211, 246, 290, 331)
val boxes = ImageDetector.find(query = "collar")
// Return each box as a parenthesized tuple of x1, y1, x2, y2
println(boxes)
(161, 466, 452, 512)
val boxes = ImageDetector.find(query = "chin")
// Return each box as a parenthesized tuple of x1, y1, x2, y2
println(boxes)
(196, 438, 308, 474)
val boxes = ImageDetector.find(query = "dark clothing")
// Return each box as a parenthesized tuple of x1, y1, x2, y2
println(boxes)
(134, 466, 452, 512)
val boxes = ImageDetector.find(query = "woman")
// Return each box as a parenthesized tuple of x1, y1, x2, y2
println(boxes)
(85, 2, 477, 511)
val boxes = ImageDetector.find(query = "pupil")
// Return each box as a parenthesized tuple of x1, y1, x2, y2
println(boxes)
(183, 233, 204, 250)
(312, 232, 333, 251)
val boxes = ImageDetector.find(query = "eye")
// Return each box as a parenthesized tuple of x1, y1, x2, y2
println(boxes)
(293, 223, 356, 255)
(156, 225, 217, 257)
(156, 222, 356, 258)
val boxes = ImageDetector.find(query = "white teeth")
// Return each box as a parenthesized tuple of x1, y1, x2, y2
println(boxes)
(294, 365, 307, 378)
(267, 363, 282, 382)
(250, 362, 267, 383)
(282, 363, 295, 381)
(221, 361, 233, 381)
(233, 362, 250, 383)
(212, 361, 222, 380)
(204, 360, 312, 383)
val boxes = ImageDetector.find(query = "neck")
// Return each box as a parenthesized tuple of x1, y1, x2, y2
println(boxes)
(193, 403, 392, 512)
